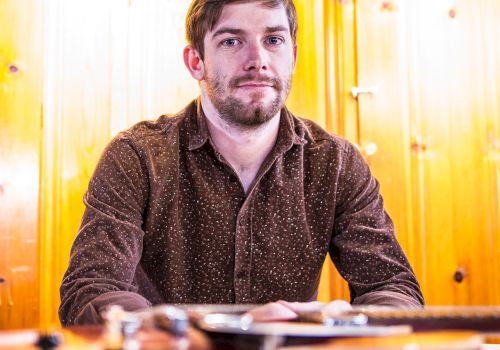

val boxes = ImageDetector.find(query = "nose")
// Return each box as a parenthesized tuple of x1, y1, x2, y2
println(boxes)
(244, 42, 268, 72)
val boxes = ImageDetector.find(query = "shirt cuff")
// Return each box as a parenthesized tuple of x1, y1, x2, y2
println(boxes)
(353, 290, 423, 309)
(74, 291, 152, 325)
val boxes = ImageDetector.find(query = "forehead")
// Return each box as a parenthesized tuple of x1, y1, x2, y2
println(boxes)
(210, 2, 290, 35)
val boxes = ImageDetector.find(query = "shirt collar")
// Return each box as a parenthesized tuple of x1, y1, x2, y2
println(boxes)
(187, 98, 211, 151)
(187, 98, 309, 152)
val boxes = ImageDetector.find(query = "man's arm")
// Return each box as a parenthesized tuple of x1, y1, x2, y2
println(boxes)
(331, 142, 424, 308)
(59, 134, 152, 325)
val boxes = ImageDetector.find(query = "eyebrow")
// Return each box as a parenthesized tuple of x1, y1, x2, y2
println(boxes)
(211, 25, 289, 39)
(265, 25, 289, 34)
(211, 27, 245, 39)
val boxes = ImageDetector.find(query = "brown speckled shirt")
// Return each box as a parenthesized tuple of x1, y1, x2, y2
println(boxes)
(59, 99, 423, 325)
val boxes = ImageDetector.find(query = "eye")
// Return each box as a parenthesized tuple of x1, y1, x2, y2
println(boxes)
(220, 38, 241, 47)
(265, 36, 284, 46)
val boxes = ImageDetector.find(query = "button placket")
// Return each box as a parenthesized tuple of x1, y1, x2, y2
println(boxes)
(234, 197, 254, 302)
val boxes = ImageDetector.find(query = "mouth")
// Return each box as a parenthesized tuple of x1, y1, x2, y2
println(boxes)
(236, 82, 275, 90)
(233, 75, 278, 89)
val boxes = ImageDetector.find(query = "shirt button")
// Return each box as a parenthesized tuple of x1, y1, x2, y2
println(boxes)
(229, 175, 238, 183)
(236, 270, 246, 279)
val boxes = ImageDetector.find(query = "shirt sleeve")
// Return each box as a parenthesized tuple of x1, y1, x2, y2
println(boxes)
(59, 134, 152, 325)
(330, 142, 424, 308)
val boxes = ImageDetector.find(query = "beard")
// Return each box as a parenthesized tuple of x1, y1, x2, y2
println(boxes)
(204, 72, 292, 129)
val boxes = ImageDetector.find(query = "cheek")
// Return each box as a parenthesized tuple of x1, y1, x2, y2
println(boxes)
(204, 59, 227, 79)
(276, 63, 294, 82)
(273, 52, 295, 73)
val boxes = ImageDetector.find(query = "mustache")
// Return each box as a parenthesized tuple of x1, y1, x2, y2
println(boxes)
(230, 75, 282, 90)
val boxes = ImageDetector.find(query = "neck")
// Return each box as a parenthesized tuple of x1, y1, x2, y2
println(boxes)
(201, 95, 281, 193)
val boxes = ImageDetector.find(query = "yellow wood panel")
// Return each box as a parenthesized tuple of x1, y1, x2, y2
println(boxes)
(0, 0, 43, 329)
(355, 0, 416, 260)
(348, 0, 500, 305)
(403, 0, 500, 305)
(331, 0, 359, 142)
(397, 0, 458, 304)
(40, 0, 115, 328)
(482, 0, 500, 305)
(287, 0, 327, 128)
(323, 0, 356, 302)
(466, 0, 500, 306)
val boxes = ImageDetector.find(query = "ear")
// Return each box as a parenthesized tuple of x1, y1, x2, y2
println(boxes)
(183, 45, 205, 81)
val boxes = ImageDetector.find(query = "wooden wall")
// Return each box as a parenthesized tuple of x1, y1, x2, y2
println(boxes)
(329, 0, 500, 304)
(1, 0, 499, 330)
(0, 0, 43, 328)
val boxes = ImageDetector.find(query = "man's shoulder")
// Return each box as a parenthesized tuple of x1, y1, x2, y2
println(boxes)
(291, 113, 352, 154)
(118, 101, 196, 145)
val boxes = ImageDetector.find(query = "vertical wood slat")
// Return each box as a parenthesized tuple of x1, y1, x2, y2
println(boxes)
(323, 0, 356, 302)
(0, 0, 43, 329)
(329, 0, 359, 142)
(40, 0, 112, 328)
(355, 0, 415, 259)
(408, 0, 462, 304)
(483, 0, 500, 305)
(287, 0, 327, 128)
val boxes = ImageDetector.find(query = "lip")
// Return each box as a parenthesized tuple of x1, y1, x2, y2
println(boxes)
(237, 83, 274, 88)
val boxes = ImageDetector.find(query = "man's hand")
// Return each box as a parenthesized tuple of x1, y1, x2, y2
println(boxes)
(246, 300, 352, 322)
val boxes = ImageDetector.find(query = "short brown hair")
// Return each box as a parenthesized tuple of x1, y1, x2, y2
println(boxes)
(186, 0, 298, 60)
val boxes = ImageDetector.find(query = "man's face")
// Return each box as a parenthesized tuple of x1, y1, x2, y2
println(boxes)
(200, 1, 297, 128)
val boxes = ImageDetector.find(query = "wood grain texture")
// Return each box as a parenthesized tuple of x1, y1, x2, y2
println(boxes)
(287, 0, 327, 128)
(0, 0, 43, 329)
(342, 0, 500, 305)
(355, 0, 417, 285)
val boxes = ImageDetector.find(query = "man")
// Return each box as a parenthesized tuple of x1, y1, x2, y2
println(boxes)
(59, 0, 424, 325)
